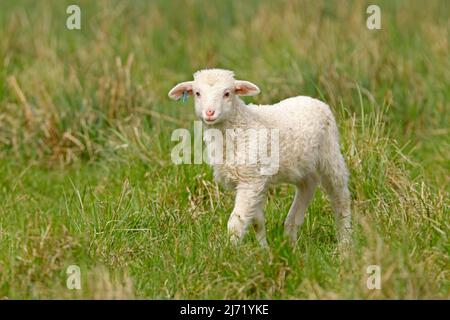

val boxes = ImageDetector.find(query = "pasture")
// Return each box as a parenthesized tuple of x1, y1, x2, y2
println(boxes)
(0, 0, 448, 298)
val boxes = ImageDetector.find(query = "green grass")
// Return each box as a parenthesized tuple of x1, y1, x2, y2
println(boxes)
(0, 0, 448, 299)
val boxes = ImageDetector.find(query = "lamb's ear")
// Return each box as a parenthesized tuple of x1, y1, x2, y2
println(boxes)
(168, 81, 194, 100)
(234, 80, 260, 96)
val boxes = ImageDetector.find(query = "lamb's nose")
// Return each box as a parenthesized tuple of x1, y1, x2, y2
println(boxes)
(205, 109, 215, 117)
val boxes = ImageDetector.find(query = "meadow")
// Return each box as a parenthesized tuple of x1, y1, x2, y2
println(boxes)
(0, 0, 448, 299)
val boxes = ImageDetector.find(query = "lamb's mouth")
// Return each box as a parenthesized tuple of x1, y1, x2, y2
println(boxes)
(203, 118, 219, 125)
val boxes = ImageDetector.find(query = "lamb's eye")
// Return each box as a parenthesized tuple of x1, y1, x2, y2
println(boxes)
(224, 92, 230, 98)
(195, 92, 201, 97)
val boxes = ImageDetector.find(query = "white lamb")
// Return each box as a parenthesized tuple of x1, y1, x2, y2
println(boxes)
(168, 69, 351, 247)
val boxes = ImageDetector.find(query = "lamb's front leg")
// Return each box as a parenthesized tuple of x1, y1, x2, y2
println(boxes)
(253, 208, 268, 247)
(227, 184, 266, 245)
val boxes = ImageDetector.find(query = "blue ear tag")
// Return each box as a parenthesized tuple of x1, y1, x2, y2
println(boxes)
(181, 91, 189, 103)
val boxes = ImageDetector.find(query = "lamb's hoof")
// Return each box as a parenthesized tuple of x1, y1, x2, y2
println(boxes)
(258, 238, 269, 249)
(337, 238, 353, 258)
(229, 233, 241, 246)
(283, 232, 298, 247)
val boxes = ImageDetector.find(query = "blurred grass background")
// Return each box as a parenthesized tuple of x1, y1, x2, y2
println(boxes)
(0, 0, 448, 298)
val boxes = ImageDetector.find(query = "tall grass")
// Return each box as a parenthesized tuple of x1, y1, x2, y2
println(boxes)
(0, 0, 448, 298)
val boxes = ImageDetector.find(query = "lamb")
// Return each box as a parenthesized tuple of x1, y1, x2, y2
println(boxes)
(168, 69, 351, 247)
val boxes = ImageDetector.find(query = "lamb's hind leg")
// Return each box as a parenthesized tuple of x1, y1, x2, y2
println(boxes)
(284, 175, 318, 245)
(320, 158, 352, 246)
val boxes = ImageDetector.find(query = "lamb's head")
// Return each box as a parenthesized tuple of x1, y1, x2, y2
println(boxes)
(168, 69, 260, 125)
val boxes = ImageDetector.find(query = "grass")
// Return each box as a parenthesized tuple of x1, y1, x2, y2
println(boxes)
(0, 0, 448, 299)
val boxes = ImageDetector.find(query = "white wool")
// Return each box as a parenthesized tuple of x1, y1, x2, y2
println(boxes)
(169, 69, 352, 247)
(193, 69, 235, 86)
